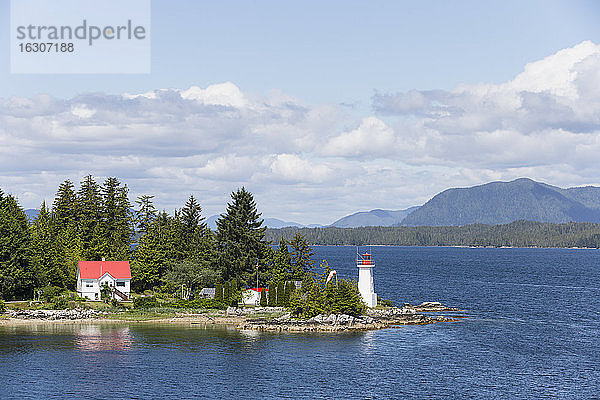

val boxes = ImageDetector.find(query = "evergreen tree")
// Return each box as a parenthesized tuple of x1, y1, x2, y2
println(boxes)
(76, 175, 102, 260)
(181, 195, 206, 236)
(135, 194, 157, 235)
(215, 283, 224, 302)
(53, 223, 82, 289)
(178, 195, 214, 262)
(216, 187, 269, 285)
(30, 202, 63, 287)
(267, 284, 276, 306)
(277, 281, 285, 306)
(259, 288, 267, 306)
(289, 233, 315, 278)
(285, 281, 295, 306)
(98, 177, 133, 260)
(52, 180, 77, 228)
(0, 191, 35, 299)
(132, 211, 178, 291)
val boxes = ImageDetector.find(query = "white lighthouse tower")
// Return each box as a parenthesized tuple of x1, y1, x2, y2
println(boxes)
(357, 248, 377, 307)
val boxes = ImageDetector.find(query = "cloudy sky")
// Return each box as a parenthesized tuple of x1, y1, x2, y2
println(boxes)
(1, 1, 600, 225)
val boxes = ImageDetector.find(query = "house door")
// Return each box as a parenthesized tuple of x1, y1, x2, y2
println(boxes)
(95, 293, 99, 300)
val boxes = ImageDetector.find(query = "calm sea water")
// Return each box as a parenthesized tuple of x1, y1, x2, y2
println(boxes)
(1, 246, 599, 399)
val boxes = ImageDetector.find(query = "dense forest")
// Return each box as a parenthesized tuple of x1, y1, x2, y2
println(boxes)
(0, 176, 314, 300)
(266, 221, 600, 248)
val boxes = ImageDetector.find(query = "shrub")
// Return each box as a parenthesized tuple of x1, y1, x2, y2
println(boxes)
(288, 270, 366, 318)
(133, 296, 159, 309)
(0, 299, 6, 313)
(259, 289, 267, 307)
(40, 286, 65, 301)
(378, 296, 394, 308)
(51, 296, 69, 310)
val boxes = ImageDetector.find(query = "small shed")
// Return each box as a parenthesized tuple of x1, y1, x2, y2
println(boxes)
(198, 287, 216, 299)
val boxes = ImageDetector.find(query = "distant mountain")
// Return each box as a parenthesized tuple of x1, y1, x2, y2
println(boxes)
(205, 215, 311, 230)
(401, 178, 600, 226)
(24, 209, 40, 221)
(206, 215, 219, 230)
(330, 207, 419, 228)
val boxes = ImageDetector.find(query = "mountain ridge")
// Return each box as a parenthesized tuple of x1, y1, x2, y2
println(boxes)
(401, 178, 600, 226)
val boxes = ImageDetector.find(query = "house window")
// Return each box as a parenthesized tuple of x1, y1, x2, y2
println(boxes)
(116, 282, 125, 287)
(86, 283, 93, 288)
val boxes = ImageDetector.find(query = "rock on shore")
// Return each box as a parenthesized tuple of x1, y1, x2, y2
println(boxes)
(6, 308, 108, 320)
(236, 303, 462, 332)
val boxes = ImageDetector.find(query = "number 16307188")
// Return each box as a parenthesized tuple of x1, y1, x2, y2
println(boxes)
(19, 42, 74, 53)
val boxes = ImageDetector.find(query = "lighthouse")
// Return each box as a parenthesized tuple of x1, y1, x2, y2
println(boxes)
(357, 249, 377, 307)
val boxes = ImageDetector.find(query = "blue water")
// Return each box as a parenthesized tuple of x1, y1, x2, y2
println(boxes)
(1, 246, 599, 399)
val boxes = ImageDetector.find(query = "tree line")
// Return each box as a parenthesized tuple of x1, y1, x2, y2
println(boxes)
(0, 176, 315, 300)
(266, 220, 600, 248)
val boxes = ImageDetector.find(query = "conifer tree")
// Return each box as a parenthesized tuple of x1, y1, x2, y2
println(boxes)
(0, 191, 35, 299)
(135, 194, 157, 235)
(132, 211, 175, 291)
(215, 283, 224, 302)
(267, 284, 276, 306)
(76, 175, 102, 260)
(52, 180, 77, 229)
(181, 195, 206, 236)
(259, 288, 267, 306)
(289, 233, 315, 278)
(30, 202, 63, 287)
(216, 187, 269, 285)
(99, 177, 133, 260)
(178, 195, 214, 262)
(277, 281, 285, 306)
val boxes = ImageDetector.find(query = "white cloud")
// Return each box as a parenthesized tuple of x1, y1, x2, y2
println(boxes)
(180, 82, 247, 108)
(322, 117, 395, 157)
(269, 154, 334, 183)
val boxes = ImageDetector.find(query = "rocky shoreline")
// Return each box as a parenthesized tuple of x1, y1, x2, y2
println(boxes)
(234, 302, 463, 332)
(4, 308, 109, 320)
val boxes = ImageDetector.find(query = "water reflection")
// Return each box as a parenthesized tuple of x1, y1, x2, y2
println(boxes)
(359, 330, 376, 356)
(74, 325, 132, 352)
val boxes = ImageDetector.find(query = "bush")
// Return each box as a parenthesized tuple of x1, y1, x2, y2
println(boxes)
(159, 281, 179, 294)
(133, 296, 159, 309)
(0, 299, 6, 313)
(40, 286, 65, 301)
(288, 269, 366, 318)
(51, 296, 69, 310)
(378, 296, 394, 307)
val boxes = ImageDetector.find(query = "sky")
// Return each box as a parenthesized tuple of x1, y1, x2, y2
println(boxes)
(1, 0, 600, 224)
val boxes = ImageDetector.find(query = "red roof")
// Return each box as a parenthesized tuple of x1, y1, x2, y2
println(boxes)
(78, 261, 131, 280)
(249, 288, 268, 292)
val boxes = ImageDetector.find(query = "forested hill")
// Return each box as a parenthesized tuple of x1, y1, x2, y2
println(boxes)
(266, 221, 600, 248)
(401, 178, 600, 226)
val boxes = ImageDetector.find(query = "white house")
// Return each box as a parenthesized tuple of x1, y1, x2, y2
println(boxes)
(76, 260, 131, 301)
